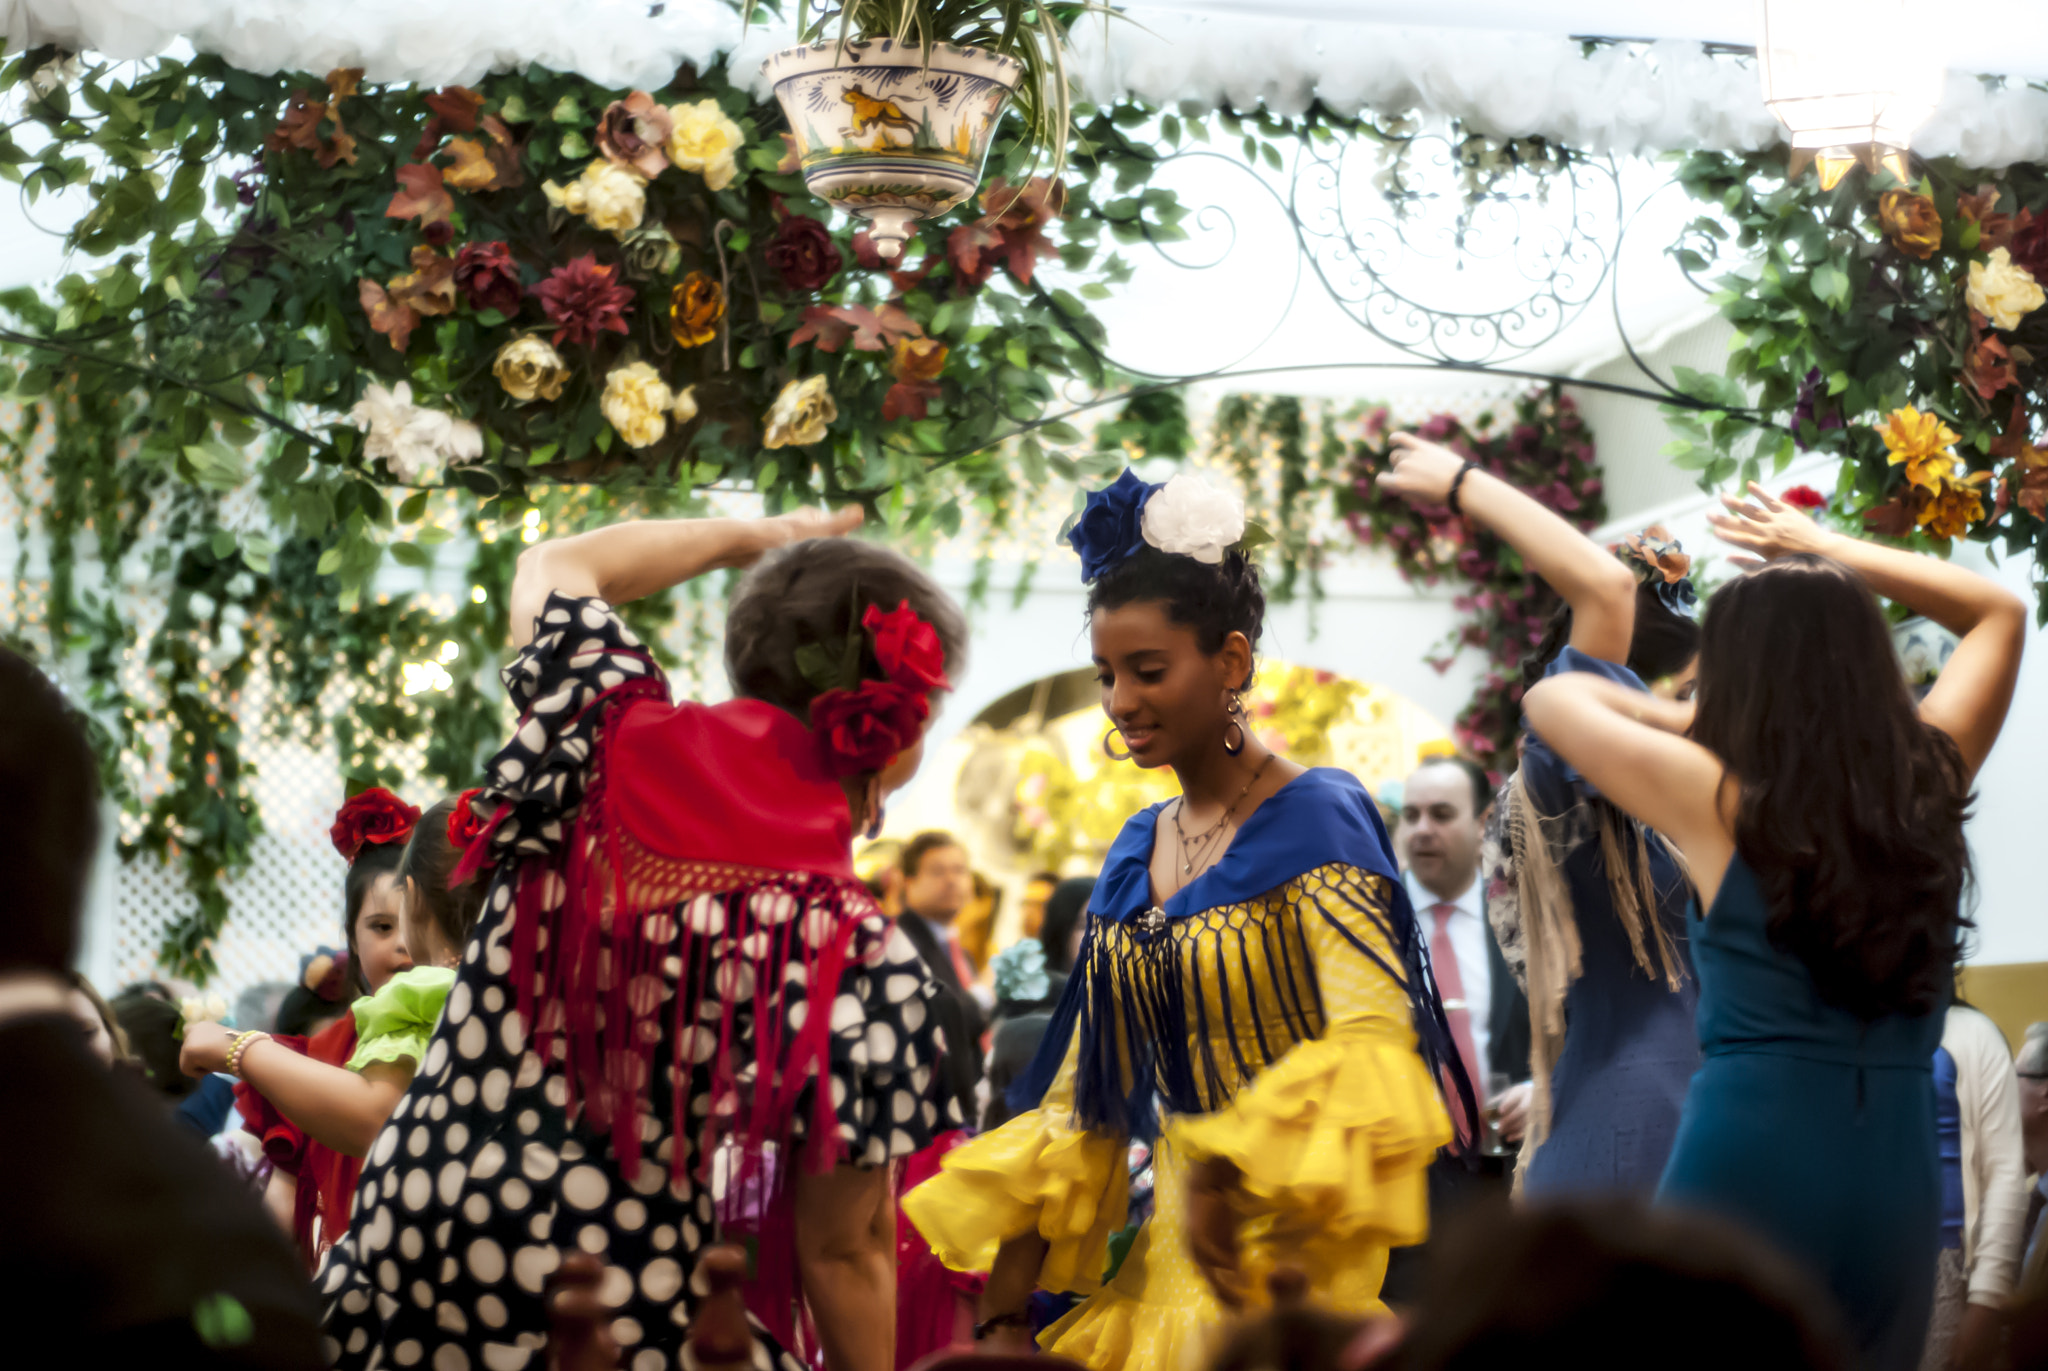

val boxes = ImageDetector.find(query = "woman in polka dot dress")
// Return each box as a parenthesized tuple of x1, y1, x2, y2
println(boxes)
(318, 509, 967, 1371)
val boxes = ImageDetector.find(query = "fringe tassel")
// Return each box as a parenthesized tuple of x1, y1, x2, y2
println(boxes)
(504, 687, 873, 1200)
(1053, 871, 1472, 1145)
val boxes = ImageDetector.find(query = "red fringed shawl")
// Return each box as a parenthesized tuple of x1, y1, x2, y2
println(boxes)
(461, 673, 880, 1190)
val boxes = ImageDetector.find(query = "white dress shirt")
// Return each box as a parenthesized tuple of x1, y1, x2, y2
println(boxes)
(1405, 870, 1492, 1076)
(1944, 1005, 2029, 1304)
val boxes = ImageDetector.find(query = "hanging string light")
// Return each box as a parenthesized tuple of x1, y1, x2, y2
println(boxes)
(1759, 0, 1946, 190)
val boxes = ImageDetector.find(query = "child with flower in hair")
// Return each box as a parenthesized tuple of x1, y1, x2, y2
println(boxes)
(182, 788, 416, 1266)
(338, 791, 489, 1095)
(181, 789, 485, 1269)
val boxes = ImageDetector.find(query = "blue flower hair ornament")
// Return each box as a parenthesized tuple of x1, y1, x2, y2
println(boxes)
(1067, 468, 1154, 582)
(1065, 468, 1265, 582)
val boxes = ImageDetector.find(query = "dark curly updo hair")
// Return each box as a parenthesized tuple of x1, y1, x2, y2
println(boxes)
(1086, 545, 1267, 680)
(724, 538, 969, 719)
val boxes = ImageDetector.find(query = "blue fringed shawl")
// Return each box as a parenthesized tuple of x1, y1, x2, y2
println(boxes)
(1008, 767, 1477, 1140)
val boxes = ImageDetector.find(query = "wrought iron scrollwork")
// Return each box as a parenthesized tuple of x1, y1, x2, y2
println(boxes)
(1286, 128, 1624, 367)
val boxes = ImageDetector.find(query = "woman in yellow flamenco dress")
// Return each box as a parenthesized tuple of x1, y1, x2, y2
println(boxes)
(904, 470, 1469, 1368)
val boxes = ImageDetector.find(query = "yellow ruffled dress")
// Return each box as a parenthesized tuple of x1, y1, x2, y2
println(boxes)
(905, 843, 1451, 1371)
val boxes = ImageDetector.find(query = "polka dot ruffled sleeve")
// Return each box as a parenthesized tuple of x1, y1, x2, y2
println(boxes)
(479, 592, 663, 866)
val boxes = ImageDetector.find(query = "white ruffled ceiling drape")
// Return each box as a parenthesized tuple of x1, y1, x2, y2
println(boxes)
(1, 0, 2045, 165)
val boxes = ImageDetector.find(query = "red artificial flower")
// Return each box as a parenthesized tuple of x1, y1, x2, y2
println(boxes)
(862, 600, 951, 693)
(809, 680, 930, 777)
(330, 787, 421, 862)
(1780, 485, 1828, 511)
(447, 788, 489, 849)
(453, 241, 522, 317)
(533, 254, 635, 348)
(765, 214, 844, 293)
(2009, 210, 2048, 282)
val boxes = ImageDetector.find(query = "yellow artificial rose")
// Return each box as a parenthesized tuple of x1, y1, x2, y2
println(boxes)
(543, 160, 647, 238)
(673, 384, 699, 426)
(763, 375, 836, 449)
(492, 336, 569, 404)
(600, 362, 675, 449)
(667, 97, 742, 192)
(1878, 406, 1960, 493)
(1967, 247, 2045, 330)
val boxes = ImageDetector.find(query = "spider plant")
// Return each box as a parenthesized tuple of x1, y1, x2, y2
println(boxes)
(747, 0, 1116, 187)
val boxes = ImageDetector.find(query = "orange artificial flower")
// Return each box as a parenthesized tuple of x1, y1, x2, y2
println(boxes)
(1878, 189, 1942, 260)
(891, 336, 949, 383)
(668, 272, 725, 349)
(1919, 471, 1991, 539)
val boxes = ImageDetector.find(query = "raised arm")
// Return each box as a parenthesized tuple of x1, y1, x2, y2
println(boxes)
(1522, 673, 1735, 905)
(1710, 483, 2026, 781)
(508, 506, 862, 648)
(1378, 433, 1637, 663)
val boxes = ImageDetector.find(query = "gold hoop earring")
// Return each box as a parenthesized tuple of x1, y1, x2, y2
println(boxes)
(1102, 726, 1131, 762)
(1223, 692, 1247, 757)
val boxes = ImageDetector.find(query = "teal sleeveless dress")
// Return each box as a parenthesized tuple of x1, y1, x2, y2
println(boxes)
(1657, 855, 1944, 1371)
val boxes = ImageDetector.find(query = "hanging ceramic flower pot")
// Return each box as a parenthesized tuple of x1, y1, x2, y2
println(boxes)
(762, 40, 1023, 259)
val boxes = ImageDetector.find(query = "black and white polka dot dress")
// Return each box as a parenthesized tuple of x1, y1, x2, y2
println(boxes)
(318, 594, 960, 1370)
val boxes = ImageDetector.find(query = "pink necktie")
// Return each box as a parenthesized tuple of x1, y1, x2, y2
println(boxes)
(1431, 902, 1484, 1144)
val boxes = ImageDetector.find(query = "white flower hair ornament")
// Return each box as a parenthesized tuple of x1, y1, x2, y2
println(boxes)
(1140, 472, 1247, 565)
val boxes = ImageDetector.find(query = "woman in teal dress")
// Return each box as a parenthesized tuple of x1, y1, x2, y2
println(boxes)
(1523, 485, 2025, 1371)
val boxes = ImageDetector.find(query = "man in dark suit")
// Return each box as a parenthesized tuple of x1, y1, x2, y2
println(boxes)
(1382, 754, 1532, 1301)
(893, 830, 988, 1126)
(0, 647, 322, 1370)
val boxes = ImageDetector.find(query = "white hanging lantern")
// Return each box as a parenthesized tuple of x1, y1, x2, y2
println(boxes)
(1758, 0, 1946, 190)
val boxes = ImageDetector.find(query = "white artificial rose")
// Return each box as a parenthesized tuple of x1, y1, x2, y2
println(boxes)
(1141, 471, 1246, 564)
(348, 381, 483, 483)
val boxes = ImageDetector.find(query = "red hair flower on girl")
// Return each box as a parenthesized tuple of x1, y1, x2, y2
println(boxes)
(446, 788, 488, 848)
(329, 787, 421, 862)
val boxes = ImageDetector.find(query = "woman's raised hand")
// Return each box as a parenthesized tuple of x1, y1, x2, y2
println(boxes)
(1375, 432, 1468, 507)
(1708, 483, 1833, 567)
(743, 504, 863, 565)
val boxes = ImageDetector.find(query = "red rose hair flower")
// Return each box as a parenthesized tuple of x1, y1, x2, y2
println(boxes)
(862, 600, 951, 693)
(1781, 485, 1828, 511)
(447, 788, 489, 849)
(330, 787, 422, 863)
(533, 254, 635, 348)
(810, 680, 930, 778)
